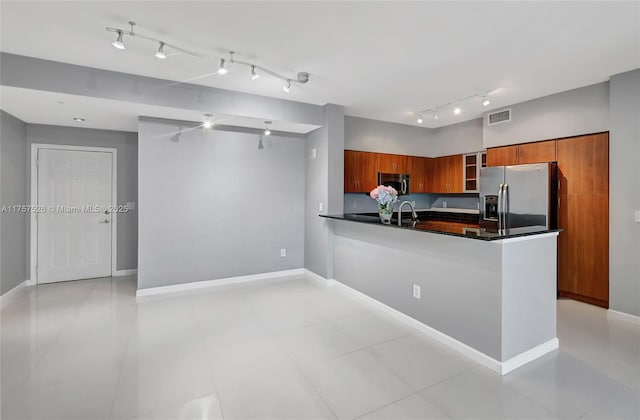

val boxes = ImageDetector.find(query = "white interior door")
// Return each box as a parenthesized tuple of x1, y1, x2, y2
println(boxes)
(37, 149, 113, 283)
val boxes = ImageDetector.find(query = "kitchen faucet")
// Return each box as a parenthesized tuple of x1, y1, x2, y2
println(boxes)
(398, 201, 418, 226)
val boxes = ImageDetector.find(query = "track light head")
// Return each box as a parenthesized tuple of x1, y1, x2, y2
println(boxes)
(155, 42, 167, 59)
(251, 65, 260, 80)
(482, 97, 490, 107)
(434, 112, 439, 120)
(218, 58, 228, 75)
(112, 30, 125, 50)
(282, 80, 291, 93)
(416, 115, 423, 124)
(453, 106, 461, 115)
(258, 135, 265, 149)
(203, 113, 214, 129)
(264, 121, 272, 136)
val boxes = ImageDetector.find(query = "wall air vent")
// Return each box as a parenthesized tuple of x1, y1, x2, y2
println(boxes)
(487, 108, 511, 126)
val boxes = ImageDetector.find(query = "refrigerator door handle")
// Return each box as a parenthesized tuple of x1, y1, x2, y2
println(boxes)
(502, 183, 509, 230)
(497, 183, 504, 230)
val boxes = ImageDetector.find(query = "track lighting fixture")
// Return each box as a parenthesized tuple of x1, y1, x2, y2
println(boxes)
(414, 90, 496, 124)
(155, 42, 167, 59)
(112, 30, 125, 50)
(73, 117, 85, 122)
(217, 58, 228, 75)
(264, 121, 272, 136)
(105, 21, 311, 92)
(251, 65, 260, 80)
(202, 113, 214, 129)
(257, 134, 265, 150)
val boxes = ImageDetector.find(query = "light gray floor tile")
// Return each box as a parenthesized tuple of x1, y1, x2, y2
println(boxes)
(503, 351, 622, 419)
(369, 334, 477, 390)
(302, 348, 414, 419)
(421, 366, 553, 419)
(579, 384, 640, 420)
(216, 367, 337, 420)
(125, 393, 224, 420)
(333, 311, 415, 348)
(357, 393, 450, 420)
(277, 321, 361, 366)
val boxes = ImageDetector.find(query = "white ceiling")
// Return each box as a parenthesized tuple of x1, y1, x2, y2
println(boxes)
(1, 1, 639, 129)
(0, 86, 320, 133)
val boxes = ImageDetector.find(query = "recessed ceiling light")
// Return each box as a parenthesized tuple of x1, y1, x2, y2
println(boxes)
(73, 117, 85, 122)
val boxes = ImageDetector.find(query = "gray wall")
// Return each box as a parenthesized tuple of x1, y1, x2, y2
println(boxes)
(430, 118, 484, 156)
(305, 104, 345, 279)
(345, 116, 433, 156)
(0, 111, 27, 295)
(483, 82, 610, 148)
(137, 118, 305, 290)
(609, 69, 640, 317)
(26, 124, 138, 271)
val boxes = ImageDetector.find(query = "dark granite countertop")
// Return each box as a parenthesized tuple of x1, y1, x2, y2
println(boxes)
(321, 213, 560, 241)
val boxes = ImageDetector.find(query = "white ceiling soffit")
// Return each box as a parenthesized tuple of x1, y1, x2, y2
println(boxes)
(0, 86, 320, 134)
(1, 1, 639, 128)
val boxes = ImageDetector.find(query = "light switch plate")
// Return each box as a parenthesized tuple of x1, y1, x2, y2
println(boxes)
(319, 202, 324, 212)
(311, 148, 317, 159)
(635, 210, 640, 223)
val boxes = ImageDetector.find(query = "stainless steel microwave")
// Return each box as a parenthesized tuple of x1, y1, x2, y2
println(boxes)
(378, 173, 410, 195)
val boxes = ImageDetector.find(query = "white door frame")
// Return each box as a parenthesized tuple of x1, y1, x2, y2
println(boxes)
(30, 144, 118, 284)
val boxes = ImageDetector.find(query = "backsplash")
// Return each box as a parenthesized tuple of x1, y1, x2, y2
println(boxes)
(344, 193, 436, 213)
(431, 195, 480, 210)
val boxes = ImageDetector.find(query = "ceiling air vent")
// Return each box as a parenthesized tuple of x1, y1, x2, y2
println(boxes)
(487, 109, 511, 126)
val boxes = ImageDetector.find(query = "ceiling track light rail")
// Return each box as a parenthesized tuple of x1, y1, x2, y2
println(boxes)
(106, 21, 310, 90)
(414, 90, 494, 123)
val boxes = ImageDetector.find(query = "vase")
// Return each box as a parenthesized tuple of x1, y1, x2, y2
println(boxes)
(378, 203, 394, 224)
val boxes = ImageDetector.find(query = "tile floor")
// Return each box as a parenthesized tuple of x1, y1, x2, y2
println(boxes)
(1, 275, 638, 419)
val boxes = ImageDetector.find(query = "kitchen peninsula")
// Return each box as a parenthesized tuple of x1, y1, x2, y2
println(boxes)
(322, 213, 560, 374)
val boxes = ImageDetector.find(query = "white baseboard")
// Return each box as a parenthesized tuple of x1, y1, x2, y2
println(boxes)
(113, 269, 138, 277)
(304, 269, 331, 288)
(136, 268, 305, 297)
(0, 280, 29, 307)
(326, 278, 557, 375)
(25, 279, 36, 286)
(608, 309, 640, 324)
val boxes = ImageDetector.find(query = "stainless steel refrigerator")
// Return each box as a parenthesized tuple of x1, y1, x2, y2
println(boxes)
(479, 163, 558, 230)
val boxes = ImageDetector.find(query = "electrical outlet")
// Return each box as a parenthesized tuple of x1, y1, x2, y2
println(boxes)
(311, 148, 317, 159)
(413, 284, 421, 299)
(635, 210, 640, 223)
(442, 201, 448, 208)
(318, 202, 324, 212)
(411, 201, 416, 207)
(280, 248, 286, 257)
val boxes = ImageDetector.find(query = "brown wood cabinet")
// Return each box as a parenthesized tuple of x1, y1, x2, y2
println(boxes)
(557, 133, 609, 308)
(429, 155, 463, 193)
(409, 156, 429, 193)
(377, 153, 410, 174)
(344, 150, 378, 193)
(487, 140, 557, 166)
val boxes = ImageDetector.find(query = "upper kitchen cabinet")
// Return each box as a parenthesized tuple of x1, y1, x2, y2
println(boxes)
(409, 156, 429, 193)
(463, 151, 487, 192)
(486, 145, 518, 166)
(344, 150, 378, 193)
(556, 133, 608, 195)
(487, 140, 557, 166)
(377, 153, 411, 174)
(429, 155, 463, 193)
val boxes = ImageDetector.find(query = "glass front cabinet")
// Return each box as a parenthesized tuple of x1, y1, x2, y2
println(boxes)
(463, 151, 487, 192)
